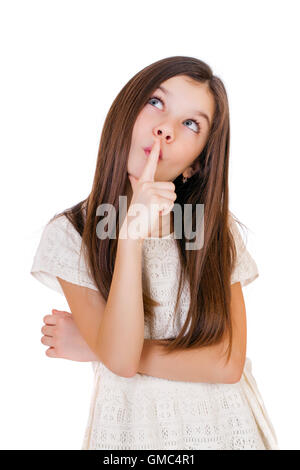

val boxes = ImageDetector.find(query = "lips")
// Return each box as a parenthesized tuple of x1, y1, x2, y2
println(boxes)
(143, 146, 163, 160)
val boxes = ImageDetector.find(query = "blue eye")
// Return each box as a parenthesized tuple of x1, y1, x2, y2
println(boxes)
(148, 96, 164, 109)
(147, 95, 201, 134)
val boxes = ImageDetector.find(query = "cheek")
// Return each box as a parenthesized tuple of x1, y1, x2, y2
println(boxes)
(172, 143, 193, 163)
(131, 111, 154, 147)
(134, 109, 151, 128)
(171, 148, 199, 172)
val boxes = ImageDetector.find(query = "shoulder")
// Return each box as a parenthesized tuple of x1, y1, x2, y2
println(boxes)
(43, 214, 81, 250)
(30, 212, 98, 294)
(228, 210, 241, 234)
(228, 211, 247, 253)
(228, 211, 259, 287)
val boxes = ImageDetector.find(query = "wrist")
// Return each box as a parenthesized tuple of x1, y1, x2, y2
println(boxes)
(119, 216, 145, 244)
(118, 226, 144, 247)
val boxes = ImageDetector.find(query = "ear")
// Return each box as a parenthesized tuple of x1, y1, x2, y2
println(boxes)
(191, 158, 201, 174)
(183, 165, 197, 178)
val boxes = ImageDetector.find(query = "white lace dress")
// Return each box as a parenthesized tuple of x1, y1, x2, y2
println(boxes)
(30, 213, 279, 450)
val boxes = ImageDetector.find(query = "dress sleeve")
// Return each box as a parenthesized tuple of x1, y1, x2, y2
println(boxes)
(229, 214, 259, 287)
(30, 215, 98, 295)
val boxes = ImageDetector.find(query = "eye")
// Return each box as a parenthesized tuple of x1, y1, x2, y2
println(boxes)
(147, 95, 202, 134)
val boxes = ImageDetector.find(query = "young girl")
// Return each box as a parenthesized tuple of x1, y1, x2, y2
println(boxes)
(30, 56, 279, 450)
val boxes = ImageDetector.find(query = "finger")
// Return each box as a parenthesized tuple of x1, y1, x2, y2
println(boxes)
(41, 325, 55, 336)
(152, 189, 177, 202)
(46, 347, 56, 358)
(41, 335, 54, 347)
(43, 310, 70, 324)
(129, 176, 173, 193)
(160, 201, 175, 216)
(152, 181, 176, 190)
(43, 314, 57, 325)
(52, 309, 71, 316)
(139, 138, 160, 183)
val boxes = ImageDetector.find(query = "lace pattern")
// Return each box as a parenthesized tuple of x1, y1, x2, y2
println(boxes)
(228, 215, 259, 287)
(30, 215, 98, 294)
(30, 212, 278, 450)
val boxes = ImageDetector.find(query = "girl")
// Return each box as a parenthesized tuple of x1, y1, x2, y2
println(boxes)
(30, 56, 279, 450)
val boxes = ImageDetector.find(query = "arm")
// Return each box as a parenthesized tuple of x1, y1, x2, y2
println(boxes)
(57, 236, 145, 378)
(137, 282, 247, 384)
(56, 280, 246, 383)
(96, 236, 145, 376)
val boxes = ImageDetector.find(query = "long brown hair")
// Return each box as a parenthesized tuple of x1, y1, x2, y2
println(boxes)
(51, 55, 247, 364)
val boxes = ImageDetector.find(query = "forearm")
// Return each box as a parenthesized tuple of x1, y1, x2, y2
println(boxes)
(77, 338, 234, 384)
(137, 339, 237, 384)
(96, 237, 145, 376)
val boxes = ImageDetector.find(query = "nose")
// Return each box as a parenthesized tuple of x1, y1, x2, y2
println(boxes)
(155, 128, 172, 141)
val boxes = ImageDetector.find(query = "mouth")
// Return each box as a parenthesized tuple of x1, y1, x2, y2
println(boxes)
(143, 146, 163, 160)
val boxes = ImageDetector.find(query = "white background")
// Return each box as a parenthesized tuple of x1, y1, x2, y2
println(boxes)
(1, 0, 299, 450)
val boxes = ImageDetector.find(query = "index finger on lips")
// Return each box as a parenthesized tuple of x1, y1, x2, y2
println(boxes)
(139, 138, 160, 183)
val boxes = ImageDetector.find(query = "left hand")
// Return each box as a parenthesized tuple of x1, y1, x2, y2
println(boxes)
(41, 309, 98, 362)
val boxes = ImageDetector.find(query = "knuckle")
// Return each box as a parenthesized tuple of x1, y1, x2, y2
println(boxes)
(46, 348, 54, 357)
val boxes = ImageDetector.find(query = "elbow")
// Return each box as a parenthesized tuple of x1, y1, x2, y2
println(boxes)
(95, 339, 138, 378)
(105, 356, 138, 378)
(110, 364, 137, 378)
(99, 356, 137, 378)
(98, 357, 137, 378)
(226, 369, 243, 384)
(120, 369, 137, 378)
(114, 357, 139, 377)
(225, 358, 245, 384)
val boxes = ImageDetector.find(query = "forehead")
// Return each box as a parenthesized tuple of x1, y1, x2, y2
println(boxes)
(158, 75, 215, 126)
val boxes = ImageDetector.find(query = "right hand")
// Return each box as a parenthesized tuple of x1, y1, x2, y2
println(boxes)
(121, 137, 177, 240)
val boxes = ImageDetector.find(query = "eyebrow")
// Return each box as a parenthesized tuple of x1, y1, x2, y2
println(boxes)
(157, 85, 211, 127)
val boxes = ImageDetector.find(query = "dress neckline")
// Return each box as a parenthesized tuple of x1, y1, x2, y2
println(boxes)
(144, 231, 175, 240)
